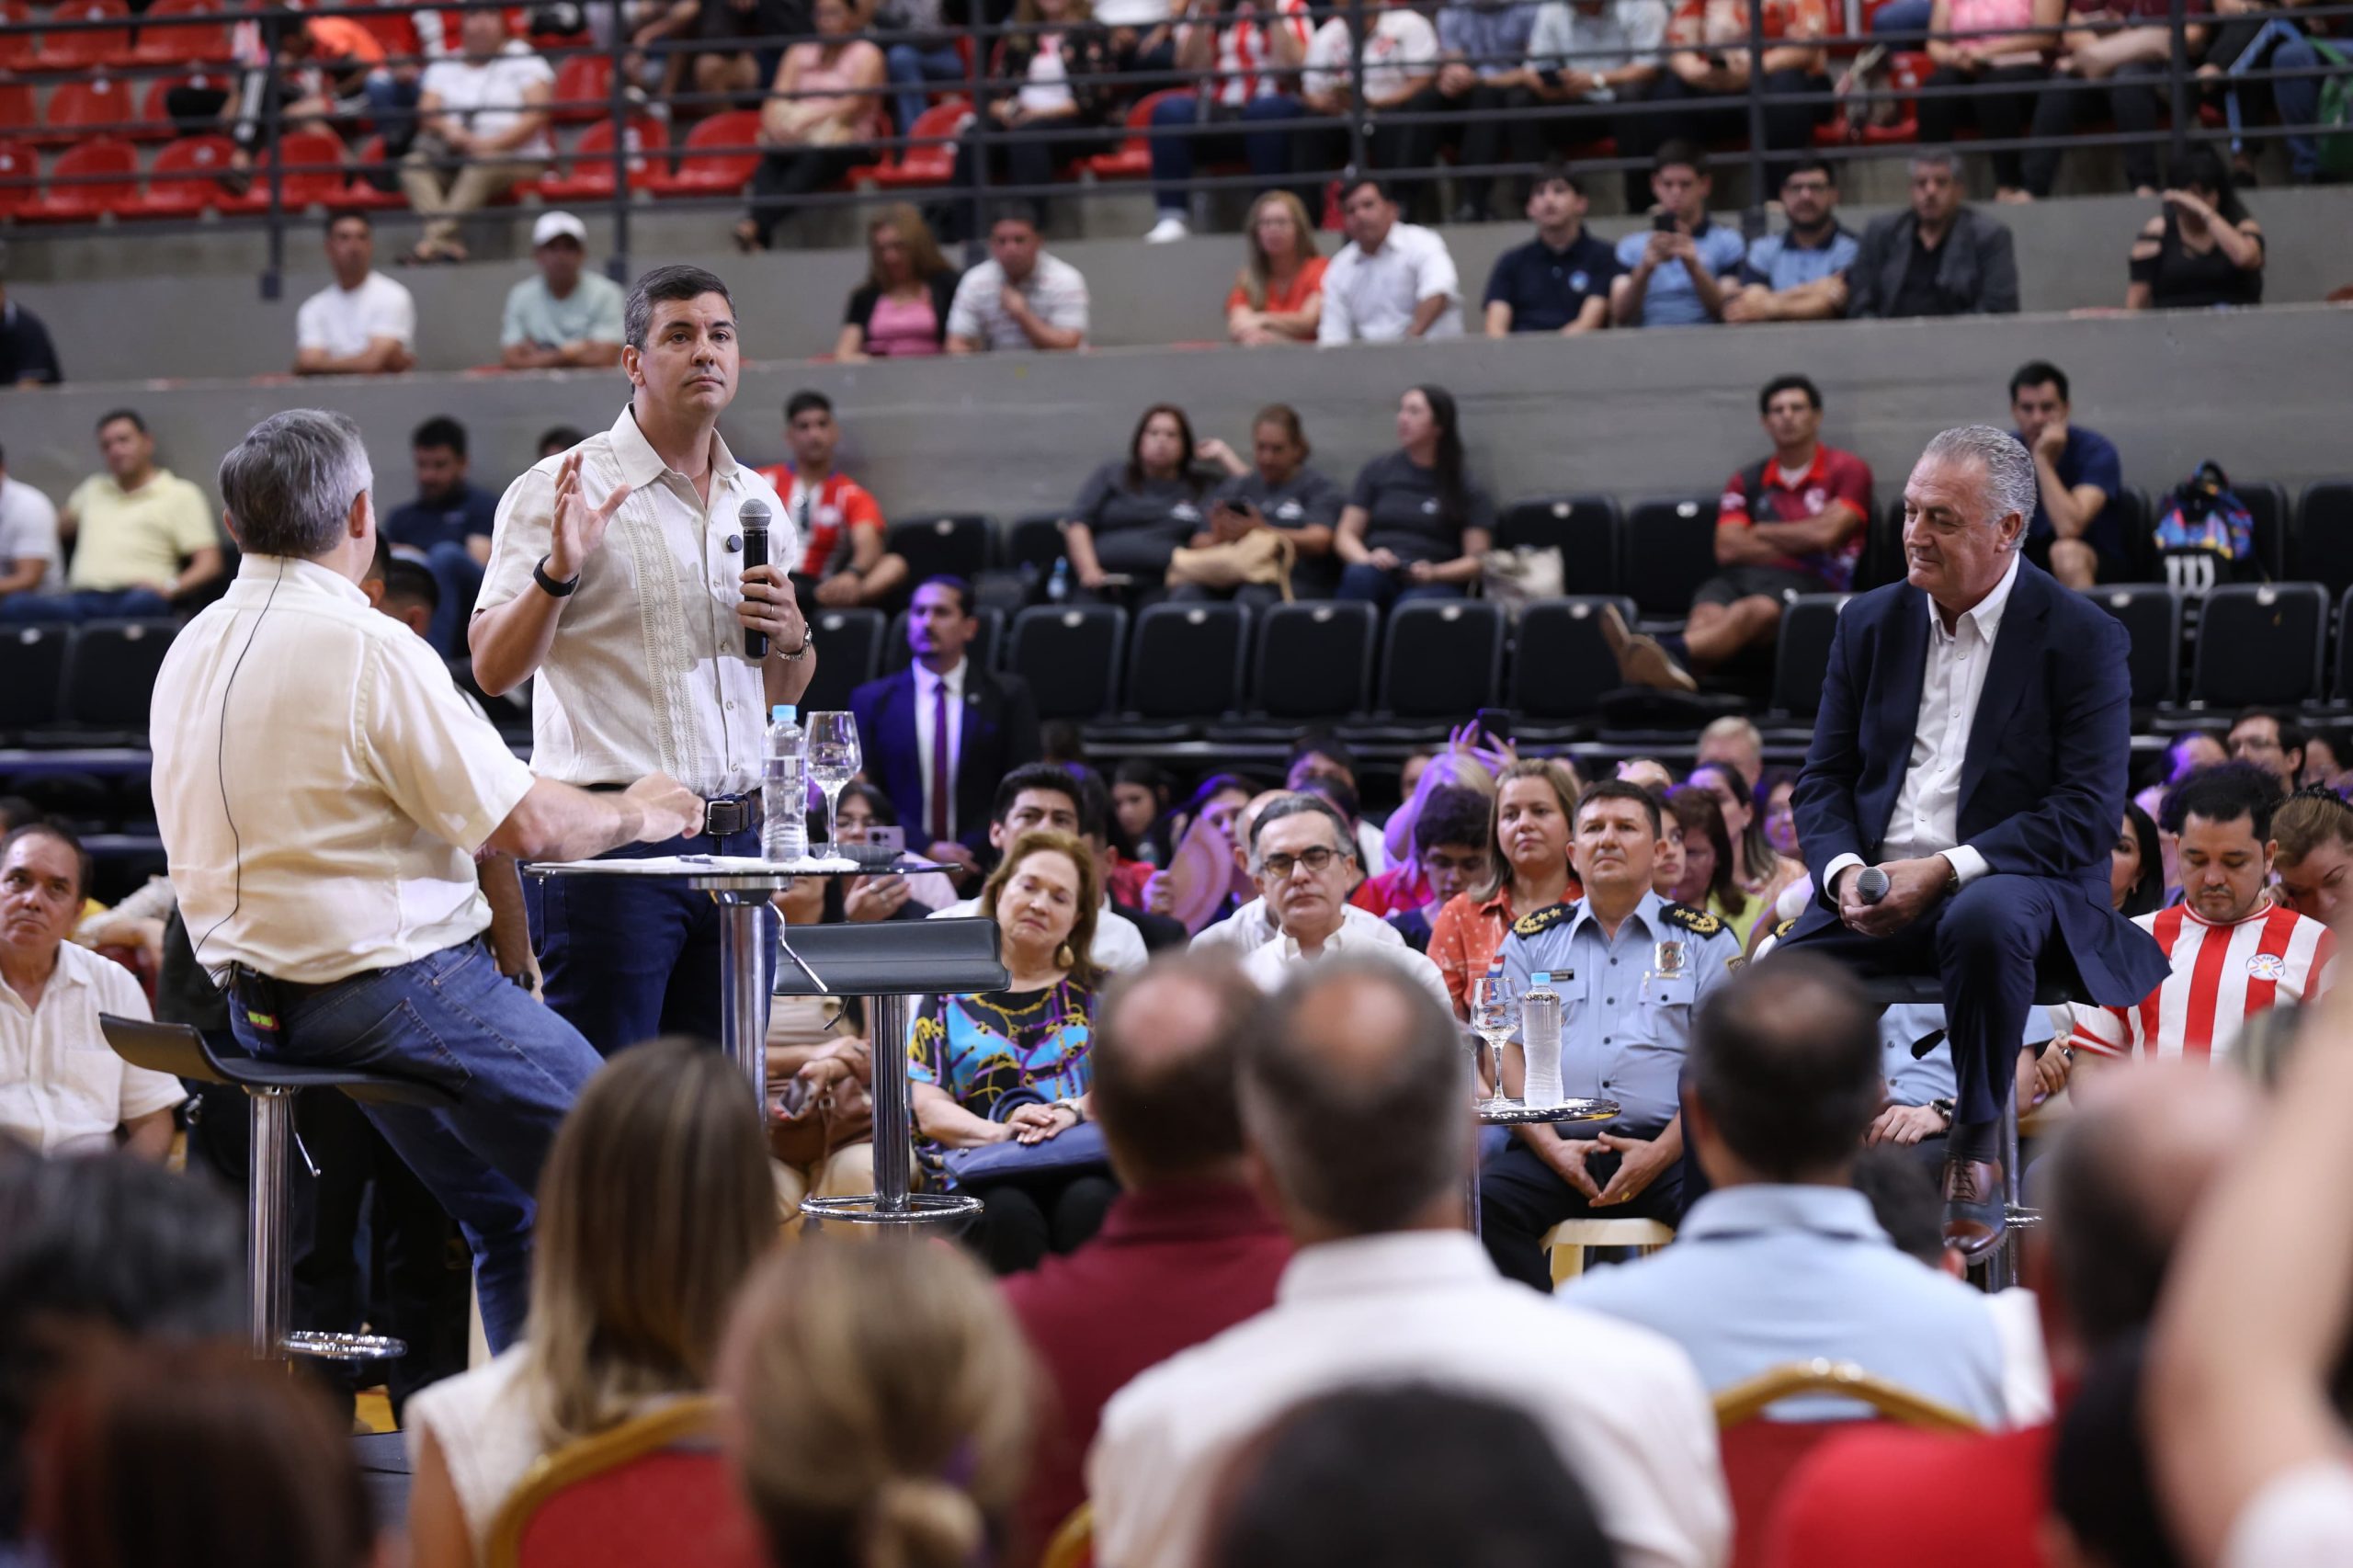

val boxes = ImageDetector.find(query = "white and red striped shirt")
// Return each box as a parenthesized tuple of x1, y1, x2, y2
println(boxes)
(2067, 899, 2335, 1063)
(1188, 0, 1313, 106)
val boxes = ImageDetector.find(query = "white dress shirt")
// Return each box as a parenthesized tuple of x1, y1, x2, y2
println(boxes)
(1824, 553, 2019, 895)
(1192, 897, 1404, 953)
(477, 407, 798, 797)
(151, 556, 539, 984)
(1238, 921, 1454, 1011)
(1317, 222, 1464, 345)
(1089, 1231, 1731, 1568)
(930, 893, 1149, 972)
(0, 939, 183, 1155)
(914, 658, 967, 842)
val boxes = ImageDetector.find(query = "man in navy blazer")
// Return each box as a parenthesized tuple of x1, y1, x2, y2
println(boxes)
(1781, 426, 2166, 1258)
(850, 575, 1040, 873)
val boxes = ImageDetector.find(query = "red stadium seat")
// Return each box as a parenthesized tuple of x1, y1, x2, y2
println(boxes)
(537, 114, 666, 201)
(30, 0, 134, 72)
(644, 108, 762, 196)
(19, 137, 138, 221)
(0, 0, 36, 70)
(864, 99, 967, 188)
(342, 135, 411, 210)
(129, 131, 239, 216)
(1859, 50, 1930, 145)
(0, 80, 40, 140)
(36, 76, 138, 146)
(483, 1402, 765, 1568)
(1086, 88, 1185, 179)
(214, 128, 350, 213)
(133, 0, 232, 65)
(0, 139, 36, 219)
(550, 51, 612, 126)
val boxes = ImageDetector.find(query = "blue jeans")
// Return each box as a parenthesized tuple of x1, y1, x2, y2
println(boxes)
(228, 937, 601, 1351)
(886, 41, 966, 139)
(1146, 92, 1308, 217)
(418, 540, 484, 657)
(1870, 0, 1933, 38)
(0, 586, 172, 622)
(1336, 562, 1466, 610)
(2228, 24, 2325, 179)
(523, 826, 776, 1059)
(366, 71, 423, 157)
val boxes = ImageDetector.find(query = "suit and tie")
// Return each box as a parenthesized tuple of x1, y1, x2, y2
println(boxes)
(850, 659, 1041, 857)
(1783, 555, 2168, 1137)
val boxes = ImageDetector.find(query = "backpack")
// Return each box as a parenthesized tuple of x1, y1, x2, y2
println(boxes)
(2314, 37, 2353, 180)
(2152, 461, 2258, 594)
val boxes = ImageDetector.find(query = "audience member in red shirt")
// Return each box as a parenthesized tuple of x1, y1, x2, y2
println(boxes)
(1761, 1062, 2258, 1568)
(755, 390, 908, 609)
(1000, 954, 1292, 1565)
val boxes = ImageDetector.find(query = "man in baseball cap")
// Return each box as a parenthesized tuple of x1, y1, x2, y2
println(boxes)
(500, 210, 625, 369)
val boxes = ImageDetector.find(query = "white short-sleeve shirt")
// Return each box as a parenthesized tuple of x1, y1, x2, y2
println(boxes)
(150, 556, 539, 984)
(945, 254, 1090, 352)
(1301, 8, 1438, 100)
(420, 44, 556, 159)
(0, 474, 61, 592)
(476, 407, 797, 796)
(1316, 222, 1464, 344)
(0, 940, 184, 1155)
(295, 270, 418, 358)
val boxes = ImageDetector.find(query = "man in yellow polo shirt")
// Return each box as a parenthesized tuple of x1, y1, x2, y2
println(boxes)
(2, 409, 225, 623)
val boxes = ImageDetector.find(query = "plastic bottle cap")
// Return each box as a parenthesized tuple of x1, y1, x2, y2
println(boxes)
(1530, 972, 1551, 984)
(772, 705, 796, 723)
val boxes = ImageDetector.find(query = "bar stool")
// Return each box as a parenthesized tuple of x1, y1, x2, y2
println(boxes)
(1852, 974, 2084, 1291)
(1542, 1218, 1676, 1289)
(769, 918, 1008, 1230)
(99, 1013, 459, 1364)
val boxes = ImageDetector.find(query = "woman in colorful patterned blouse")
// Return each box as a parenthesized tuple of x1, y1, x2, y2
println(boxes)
(909, 828, 1110, 1273)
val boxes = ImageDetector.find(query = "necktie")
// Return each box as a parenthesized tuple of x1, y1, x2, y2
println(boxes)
(929, 676, 951, 845)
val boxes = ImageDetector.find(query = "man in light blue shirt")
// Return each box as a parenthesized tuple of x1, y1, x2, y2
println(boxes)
(1723, 158, 1859, 324)
(1564, 953, 2008, 1426)
(1610, 141, 1746, 326)
(499, 210, 625, 369)
(1479, 778, 1745, 1290)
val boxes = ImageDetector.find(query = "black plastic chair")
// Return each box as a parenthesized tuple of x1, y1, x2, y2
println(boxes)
(1250, 600, 1377, 720)
(0, 621, 72, 735)
(2088, 585, 2183, 710)
(1620, 497, 1720, 619)
(1495, 494, 1619, 597)
(1007, 604, 1127, 719)
(1381, 599, 1505, 718)
(1004, 512, 1069, 576)
(2235, 480, 2290, 582)
(2188, 582, 2328, 709)
(1124, 601, 1250, 720)
(1855, 499, 1909, 593)
(799, 608, 886, 712)
(1768, 596, 1847, 722)
(2291, 483, 2353, 597)
(59, 619, 176, 736)
(882, 606, 1001, 675)
(885, 513, 995, 584)
(1508, 597, 1637, 722)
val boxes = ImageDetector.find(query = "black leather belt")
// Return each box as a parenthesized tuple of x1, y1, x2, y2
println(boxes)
(584, 784, 763, 838)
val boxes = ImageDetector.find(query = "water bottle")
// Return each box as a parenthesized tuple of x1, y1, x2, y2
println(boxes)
(1521, 971, 1563, 1108)
(1047, 559, 1070, 605)
(762, 704, 808, 863)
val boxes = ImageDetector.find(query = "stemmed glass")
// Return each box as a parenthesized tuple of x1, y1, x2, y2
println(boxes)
(805, 711, 860, 854)
(1469, 971, 1518, 1112)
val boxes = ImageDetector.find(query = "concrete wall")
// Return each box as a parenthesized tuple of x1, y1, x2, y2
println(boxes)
(4, 186, 2348, 385)
(1, 303, 2347, 530)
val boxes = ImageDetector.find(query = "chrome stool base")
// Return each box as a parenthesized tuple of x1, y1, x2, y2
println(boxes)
(286, 1331, 408, 1363)
(800, 1191, 983, 1226)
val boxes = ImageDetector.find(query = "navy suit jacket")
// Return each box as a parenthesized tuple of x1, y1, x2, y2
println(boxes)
(849, 663, 1041, 857)
(1790, 560, 2166, 1005)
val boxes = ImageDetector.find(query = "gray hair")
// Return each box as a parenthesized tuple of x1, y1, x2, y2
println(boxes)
(1920, 424, 2037, 534)
(1910, 148, 1961, 177)
(1247, 793, 1358, 876)
(217, 410, 373, 561)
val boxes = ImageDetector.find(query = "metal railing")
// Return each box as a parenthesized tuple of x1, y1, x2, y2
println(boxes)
(0, 0, 2342, 294)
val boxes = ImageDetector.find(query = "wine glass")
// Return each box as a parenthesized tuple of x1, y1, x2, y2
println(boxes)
(804, 711, 860, 853)
(1469, 971, 1517, 1111)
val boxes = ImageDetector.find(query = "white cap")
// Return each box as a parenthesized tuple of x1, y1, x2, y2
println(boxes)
(532, 210, 587, 248)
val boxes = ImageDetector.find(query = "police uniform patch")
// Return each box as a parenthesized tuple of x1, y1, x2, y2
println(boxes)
(1513, 902, 1576, 937)
(1726, 956, 1748, 971)
(1658, 902, 1722, 937)
(1771, 916, 1797, 940)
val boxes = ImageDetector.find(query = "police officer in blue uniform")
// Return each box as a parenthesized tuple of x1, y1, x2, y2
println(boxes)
(1479, 779, 1746, 1291)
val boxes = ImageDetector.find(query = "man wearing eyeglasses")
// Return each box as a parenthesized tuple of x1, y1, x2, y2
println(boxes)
(1722, 157, 1859, 324)
(1236, 794, 1452, 1011)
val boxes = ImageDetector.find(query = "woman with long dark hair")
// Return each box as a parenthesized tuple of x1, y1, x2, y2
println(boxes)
(2113, 802, 2165, 918)
(1663, 786, 1756, 943)
(1063, 402, 1214, 598)
(835, 204, 961, 360)
(2126, 144, 2265, 311)
(1333, 385, 1494, 609)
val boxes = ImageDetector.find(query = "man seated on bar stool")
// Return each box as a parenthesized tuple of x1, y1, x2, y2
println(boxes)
(1564, 955, 2008, 1425)
(0, 822, 183, 1161)
(1775, 425, 2168, 1262)
(149, 410, 708, 1355)
(1478, 779, 1744, 1292)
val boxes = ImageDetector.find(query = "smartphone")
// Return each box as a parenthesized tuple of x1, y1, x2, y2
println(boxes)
(1473, 709, 1513, 744)
(1652, 210, 1679, 233)
(869, 824, 905, 856)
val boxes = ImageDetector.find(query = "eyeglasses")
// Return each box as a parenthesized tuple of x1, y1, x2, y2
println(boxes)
(1260, 846, 1341, 880)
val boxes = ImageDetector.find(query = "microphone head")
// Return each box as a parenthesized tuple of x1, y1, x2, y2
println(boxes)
(738, 496, 772, 535)
(1856, 867, 1891, 904)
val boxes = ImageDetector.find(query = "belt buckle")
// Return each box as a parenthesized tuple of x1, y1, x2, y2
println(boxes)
(705, 796, 750, 838)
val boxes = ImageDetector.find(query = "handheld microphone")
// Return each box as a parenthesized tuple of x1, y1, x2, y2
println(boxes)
(1856, 866, 1891, 905)
(739, 497, 771, 660)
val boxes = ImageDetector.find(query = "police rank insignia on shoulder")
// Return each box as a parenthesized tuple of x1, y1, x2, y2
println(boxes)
(1513, 902, 1576, 937)
(1659, 902, 1722, 937)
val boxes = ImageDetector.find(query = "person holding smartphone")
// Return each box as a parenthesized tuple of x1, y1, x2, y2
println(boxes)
(1180, 405, 1346, 606)
(1608, 141, 1746, 326)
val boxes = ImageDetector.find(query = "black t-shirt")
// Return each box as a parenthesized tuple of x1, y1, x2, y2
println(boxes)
(0, 302, 63, 386)
(1209, 466, 1346, 597)
(1349, 450, 1495, 563)
(1482, 230, 1622, 334)
(1891, 232, 1949, 319)
(1073, 460, 1211, 574)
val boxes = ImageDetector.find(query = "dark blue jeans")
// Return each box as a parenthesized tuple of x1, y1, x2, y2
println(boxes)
(1146, 92, 1308, 217)
(1336, 562, 1465, 610)
(886, 41, 967, 140)
(228, 937, 601, 1351)
(0, 586, 172, 622)
(523, 826, 776, 1059)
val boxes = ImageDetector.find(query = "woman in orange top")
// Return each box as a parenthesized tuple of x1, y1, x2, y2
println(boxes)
(1427, 758, 1584, 1018)
(1226, 189, 1327, 346)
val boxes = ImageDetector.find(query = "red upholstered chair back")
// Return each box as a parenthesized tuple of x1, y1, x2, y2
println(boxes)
(484, 1400, 768, 1568)
(1718, 1419, 1871, 1568)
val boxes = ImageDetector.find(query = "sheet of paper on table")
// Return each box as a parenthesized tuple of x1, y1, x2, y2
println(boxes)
(526, 854, 864, 876)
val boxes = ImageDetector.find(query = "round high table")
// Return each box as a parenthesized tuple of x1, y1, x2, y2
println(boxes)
(1468, 1096, 1621, 1236)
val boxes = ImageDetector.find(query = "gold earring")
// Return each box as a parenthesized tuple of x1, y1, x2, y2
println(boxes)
(1055, 942, 1074, 969)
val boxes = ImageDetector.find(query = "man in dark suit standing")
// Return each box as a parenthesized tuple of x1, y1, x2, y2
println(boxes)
(1781, 425, 2166, 1258)
(850, 575, 1040, 881)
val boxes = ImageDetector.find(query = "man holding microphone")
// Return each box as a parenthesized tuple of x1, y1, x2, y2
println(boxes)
(472, 264, 814, 1057)
(152, 409, 706, 1350)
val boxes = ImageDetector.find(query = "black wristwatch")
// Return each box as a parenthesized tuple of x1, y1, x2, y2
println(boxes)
(533, 554, 580, 598)
(1928, 1097, 1956, 1129)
